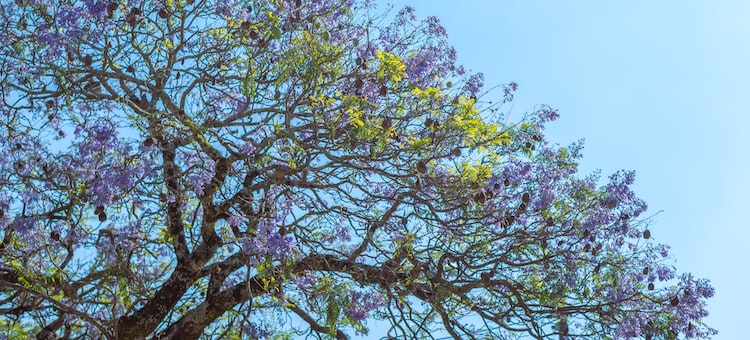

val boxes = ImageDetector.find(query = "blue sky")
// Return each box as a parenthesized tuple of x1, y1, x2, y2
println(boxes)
(387, 1, 750, 338)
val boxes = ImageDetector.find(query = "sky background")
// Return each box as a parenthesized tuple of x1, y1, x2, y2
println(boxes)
(385, 1, 750, 338)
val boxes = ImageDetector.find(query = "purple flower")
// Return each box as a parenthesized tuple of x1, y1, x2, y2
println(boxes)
(425, 16, 447, 37)
(227, 214, 243, 227)
(344, 290, 385, 321)
(464, 73, 484, 97)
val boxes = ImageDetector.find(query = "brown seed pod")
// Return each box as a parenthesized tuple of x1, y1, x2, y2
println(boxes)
(143, 137, 154, 147)
(416, 160, 427, 174)
(274, 90, 281, 100)
(521, 192, 530, 204)
(583, 244, 591, 252)
(82, 55, 93, 67)
(158, 8, 168, 18)
(107, 2, 118, 17)
(94, 205, 104, 214)
(424, 117, 433, 129)
(381, 117, 392, 130)
(355, 57, 362, 65)
(50, 231, 60, 242)
(643, 267, 649, 275)
(643, 230, 651, 239)
(125, 12, 136, 26)
(249, 30, 259, 40)
(474, 191, 486, 204)
(126, 65, 135, 73)
(648, 283, 655, 291)
(98, 212, 107, 222)
(354, 78, 363, 89)
(670, 296, 679, 307)
(451, 148, 461, 157)
(379, 85, 387, 97)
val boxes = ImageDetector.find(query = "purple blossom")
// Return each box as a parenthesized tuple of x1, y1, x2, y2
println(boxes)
(344, 289, 385, 321)
(228, 214, 243, 227)
(425, 16, 447, 37)
(464, 73, 484, 97)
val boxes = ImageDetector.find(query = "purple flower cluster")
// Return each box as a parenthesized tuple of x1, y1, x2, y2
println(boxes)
(344, 289, 385, 321)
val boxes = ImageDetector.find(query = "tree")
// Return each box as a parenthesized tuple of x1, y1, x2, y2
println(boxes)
(0, 0, 714, 339)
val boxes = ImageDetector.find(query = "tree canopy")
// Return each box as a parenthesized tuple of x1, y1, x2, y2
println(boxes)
(0, 0, 714, 339)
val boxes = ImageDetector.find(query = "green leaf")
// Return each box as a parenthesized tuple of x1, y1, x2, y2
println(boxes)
(272, 27, 282, 40)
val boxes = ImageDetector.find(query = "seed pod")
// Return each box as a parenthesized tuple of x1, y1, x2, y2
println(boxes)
(107, 2, 118, 17)
(643, 230, 651, 239)
(521, 192, 530, 204)
(670, 296, 679, 307)
(643, 267, 649, 275)
(648, 283, 655, 290)
(474, 191, 486, 204)
(274, 90, 281, 100)
(379, 85, 387, 97)
(381, 117, 392, 130)
(451, 148, 461, 157)
(98, 212, 107, 222)
(158, 8, 168, 18)
(82, 55, 93, 67)
(143, 137, 154, 147)
(416, 160, 427, 174)
(125, 12, 136, 26)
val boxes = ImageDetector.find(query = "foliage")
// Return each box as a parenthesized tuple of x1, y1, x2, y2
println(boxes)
(0, 0, 714, 339)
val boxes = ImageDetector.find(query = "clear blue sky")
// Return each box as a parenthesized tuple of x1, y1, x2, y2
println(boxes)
(387, 1, 750, 338)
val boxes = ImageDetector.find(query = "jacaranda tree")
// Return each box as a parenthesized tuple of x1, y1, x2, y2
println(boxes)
(0, 0, 714, 339)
